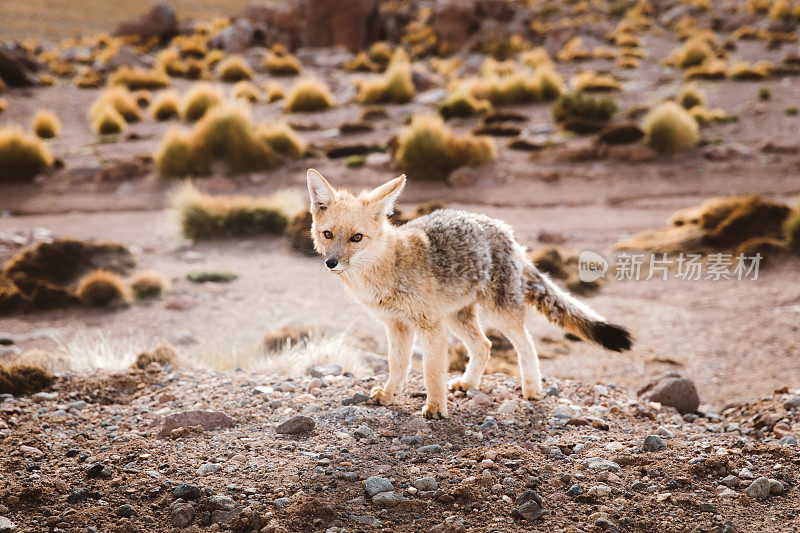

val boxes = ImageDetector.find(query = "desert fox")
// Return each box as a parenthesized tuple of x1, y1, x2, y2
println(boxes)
(307, 169, 632, 419)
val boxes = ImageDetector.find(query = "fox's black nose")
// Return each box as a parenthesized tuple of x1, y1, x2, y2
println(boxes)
(325, 258, 338, 269)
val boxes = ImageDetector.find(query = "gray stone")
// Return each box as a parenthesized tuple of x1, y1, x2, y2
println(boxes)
(0, 517, 16, 533)
(514, 490, 542, 508)
(342, 393, 369, 406)
(566, 484, 584, 497)
(721, 475, 740, 488)
(158, 410, 236, 438)
(779, 436, 797, 445)
(364, 476, 394, 498)
(197, 463, 222, 475)
(272, 497, 291, 508)
(353, 424, 374, 439)
(115, 504, 135, 518)
(544, 385, 560, 397)
(276, 415, 315, 435)
(400, 435, 423, 446)
(638, 372, 699, 414)
(173, 483, 202, 500)
(745, 477, 771, 500)
(656, 427, 674, 439)
(413, 476, 438, 492)
(417, 444, 444, 454)
(207, 494, 235, 511)
(769, 479, 785, 495)
(308, 364, 342, 378)
(511, 500, 542, 521)
(783, 396, 800, 410)
(170, 502, 194, 528)
(372, 491, 401, 508)
(274, 381, 297, 392)
(551, 405, 576, 419)
(583, 457, 621, 472)
(642, 435, 666, 452)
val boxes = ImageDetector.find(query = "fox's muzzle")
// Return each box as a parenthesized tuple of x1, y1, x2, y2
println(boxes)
(325, 258, 338, 269)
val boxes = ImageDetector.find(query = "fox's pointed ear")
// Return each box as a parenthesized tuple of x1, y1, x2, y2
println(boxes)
(366, 175, 406, 216)
(307, 169, 336, 212)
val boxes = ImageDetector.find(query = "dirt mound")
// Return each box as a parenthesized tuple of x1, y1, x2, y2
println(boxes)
(0, 239, 135, 315)
(616, 195, 793, 256)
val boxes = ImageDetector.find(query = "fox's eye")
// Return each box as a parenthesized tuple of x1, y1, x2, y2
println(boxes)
(350, 233, 363, 243)
(323, 231, 333, 239)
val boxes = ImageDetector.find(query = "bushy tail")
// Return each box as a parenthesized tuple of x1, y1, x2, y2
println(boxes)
(522, 261, 632, 352)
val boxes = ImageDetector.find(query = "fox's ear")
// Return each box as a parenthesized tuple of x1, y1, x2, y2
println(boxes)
(307, 169, 336, 212)
(366, 175, 406, 216)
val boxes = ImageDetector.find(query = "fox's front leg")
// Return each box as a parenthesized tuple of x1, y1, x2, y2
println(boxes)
(370, 320, 414, 406)
(418, 324, 448, 419)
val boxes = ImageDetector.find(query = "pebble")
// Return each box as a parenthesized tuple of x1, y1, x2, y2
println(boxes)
(173, 484, 202, 500)
(544, 385, 560, 397)
(0, 517, 16, 533)
(721, 475, 740, 488)
(769, 479, 784, 495)
(718, 487, 738, 498)
(353, 424, 375, 439)
(744, 477, 771, 500)
(197, 463, 222, 475)
(656, 427, 674, 439)
(738, 468, 755, 480)
(308, 364, 342, 378)
(498, 400, 518, 414)
(276, 415, 315, 435)
(413, 476, 438, 492)
(364, 476, 394, 498)
(417, 444, 444, 454)
(66, 488, 90, 503)
(86, 463, 106, 478)
(511, 501, 541, 521)
(170, 502, 194, 528)
(400, 435, 423, 446)
(782, 396, 800, 410)
(551, 405, 577, 419)
(274, 381, 297, 392)
(566, 484, 584, 497)
(583, 457, 621, 472)
(588, 484, 612, 498)
(342, 393, 369, 406)
(207, 494, 235, 511)
(779, 436, 797, 445)
(372, 491, 401, 508)
(272, 497, 291, 508)
(642, 435, 666, 452)
(115, 504, 135, 518)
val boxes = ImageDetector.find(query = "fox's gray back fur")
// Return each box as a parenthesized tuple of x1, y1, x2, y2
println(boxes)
(407, 208, 632, 352)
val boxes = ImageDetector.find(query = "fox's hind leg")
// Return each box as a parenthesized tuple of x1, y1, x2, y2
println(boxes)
(446, 305, 491, 393)
(496, 317, 543, 400)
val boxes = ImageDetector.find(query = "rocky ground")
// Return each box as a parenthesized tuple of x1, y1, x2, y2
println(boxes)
(1, 365, 799, 532)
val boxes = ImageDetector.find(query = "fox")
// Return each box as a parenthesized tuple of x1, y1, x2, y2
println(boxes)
(306, 168, 632, 419)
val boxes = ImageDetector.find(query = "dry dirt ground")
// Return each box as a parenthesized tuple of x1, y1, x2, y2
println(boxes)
(1, 0, 800, 531)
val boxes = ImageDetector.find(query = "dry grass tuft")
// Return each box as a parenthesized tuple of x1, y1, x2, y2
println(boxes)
(0, 98, 6, 113)
(133, 343, 177, 369)
(130, 270, 168, 300)
(396, 114, 496, 181)
(233, 81, 261, 103)
(343, 52, 379, 72)
(287, 210, 316, 255)
(728, 61, 773, 80)
(171, 182, 301, 240)
(92, 106, 126, 135)
(572, 70, 622, 91)
(264, 82, 285, 103)
(76, 270, 129, 307)
(89, 87, 142, 123)
(521, 47, 553, 68)
(552, 91, 617, 131)
(180, 83, 224, 122)
(0, 363, 54, 396)
(109, 66, 170, 90)
(74, 69, 105, 88)
(685, 57, 727, 80)
(0, 127, 54, 183)
(32, 110, 61, 139)
(665, 37, 714, 68)
(150, 91, 180, 121)
(264, 50, 302, 76)
(132, 90, 152, 108)
(285, 78, 334, 112)
(357, 49, 416, 104)
(217, 55, 254, 82)
(438, 89, 492, 119)
(677, 83, 706, 109)
(256, 123, 307, 158)
(784, 199, 800, 253)
(463, 64, 564, 106)
(643, 101, 700, 155)
(689, 106, 728, 125)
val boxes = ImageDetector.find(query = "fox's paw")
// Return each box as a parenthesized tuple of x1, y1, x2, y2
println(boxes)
(422, 402, 448, 419)
(370, 385, 396, 406)
(522, 380, 543, 401)
(448, 376, 478, 392)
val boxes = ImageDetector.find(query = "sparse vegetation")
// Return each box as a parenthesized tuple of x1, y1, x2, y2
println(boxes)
(264, 50, 302, 76)
(233, 81, 261, 103)
(76, 270, 129, 307)
(0, 127, 54, 183)
(758, 86, 772, 100)
(572, 70, 622, 92)
(729, 61, 773, 80)
(285, 78, 334, 112)
(438, 90, 492, 119)
(133, 343, 177, 369)
(32, 110, 61, 139)
(74, 69, 104, 88)
(396, 114, 496, 181)
(132, 90, 152, 108)
(785, 200, 800, 252)
(173, 183, 302, 240)
(343, 52, 378, 72)
(181, 83, 224, 122)
(150, 91, 180, 121)
(785, 106, 799, 116)
(0, 98, 6, 113)
(666, 37, 714, 68)
(553, 91, 617, 125)
(685, 58, 727, 80)
(92, 105, 126, 135)
(109, 66, 170, 90)
(130, 271, 167, 300)
(0, 362, 54, 396)
(264, 82, 285, 103)
(217, 55, 253, 82)
(256, 123, 307, 158)
(357, 49, 416, 104)
(186, 269, 239, 283)
(643, 101, 700, 155)
(90, 87, 142, 123)
(463, 65, 564, 106)
(678, 83, 706, 109)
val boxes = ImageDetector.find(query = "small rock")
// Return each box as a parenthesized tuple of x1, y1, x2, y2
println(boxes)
(745, 477, 771, 500)
(656, 427, 674, 439)
(353, 424, 375, 439)
(276, 415, 315, 435)
(115, 504, 135, 518)
(173, 483, 202, 500)
(511, 500, 542, 521)
(514, 490, 542, 508)
(544, 385, 560, 397)
(0, 517, 16, 533)
(583, 457, 621, 472)
(642, 435, 666, 452)
(272, 497, 291, 508)
(738, 468, 755, 480)
(588, 484, 612, 498)
(413, 476, 438, 492)
(157, 410, 236, 438)
(497, 400, 518, 414)
(417, 444, 444, 454)
(170, 502, 194, 528)
(779, 436, 797, 445)
(769, 479, 785, 495)
(638, 372, 699, 414)
(197, 463, 222, 475)
(566, 484, 584, 497)
(86, 463, 106, 478)
(66, 488, 90, 503)
(308, 364, 342, 378)
(364, 476, 394, 498)
(372, 491, 402, 508)
(342, 393, 369, 406)
(207, 494, 235, 511)
(721, 475, 740, 489)
(783, 396, 800, 410)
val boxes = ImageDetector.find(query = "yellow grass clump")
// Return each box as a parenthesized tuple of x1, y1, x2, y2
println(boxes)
(217, 55, 254, 82)
(93, 106, 126, 135)
(0, 363, 54, 396)
(357, 49, 416, 104)
(572, 70, 622, 91)
(438, 90, 492, 119)
(285, 78, 334, 112)
(520, 47, 553, 68)
(0, 127, 54, 183)
(396, 114, 496, 181)
(256, 123, 307, 159)
(109, 66, 170, 90)
(233, 81, 261, 103)
(689, 106, 728, 125)
(685, 57, 727, 80)
(89, 87, 142, 123)
(130, 270, 168, 300)
(677, 83, 706, 109)
(368, 41, 394, 66)
(150, 91, 180, 121)
(785, 199, 800, 252)
(464, 64, 564, 105)
(131, 89, 152, 108)
(665, 37, 714, 68)
(643, 101, 700, 155)
(155, 105, 277, 177)
(343, 52, 379, 72)
(74, 69, 105, 88)
(32, 110, 61, 139)
(76, 270, 129, 307)
(265, 83, 285, 103)
(180, 83, 224, 122)
(557, 37, 591, 62)
(0, 98, 6, 113)
(172, 183, 298, 240)
(728, 61, 773, 80)
(263, 50, 302, 76)
(205, 49, 226, 68)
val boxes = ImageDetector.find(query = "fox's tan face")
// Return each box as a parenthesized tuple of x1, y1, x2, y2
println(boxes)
(307, 169, 405, 274)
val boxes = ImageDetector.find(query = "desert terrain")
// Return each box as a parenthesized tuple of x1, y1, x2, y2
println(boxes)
(0, 0, 799, 531)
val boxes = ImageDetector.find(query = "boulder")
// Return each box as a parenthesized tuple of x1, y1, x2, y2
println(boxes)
(114, 3, 177, 41)
(0, 45, 39, 87)
(432, 1, 477, 52)
(638, 372, 699, 414)
(301, 0, 380, 50)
